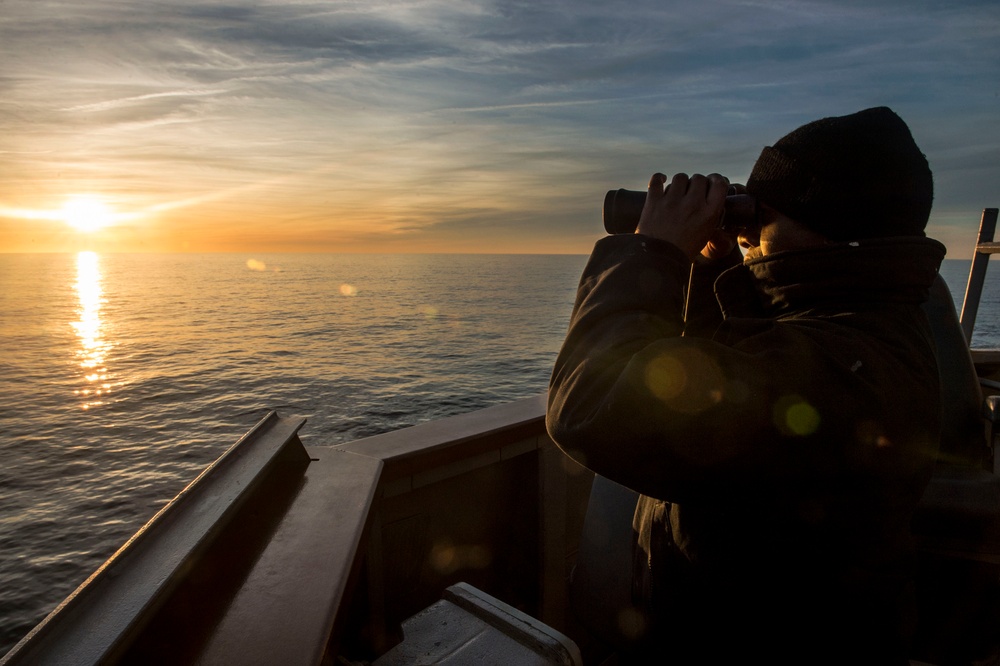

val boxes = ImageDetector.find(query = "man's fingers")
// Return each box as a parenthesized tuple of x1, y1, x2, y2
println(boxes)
(664, 173, 689, 206)
(706, 173, 729, 204)
(638, 172, 669, 234)
(647, 172, 668, 194)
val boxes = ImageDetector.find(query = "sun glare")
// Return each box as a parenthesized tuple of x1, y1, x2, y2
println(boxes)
(61, 196, 115, 232)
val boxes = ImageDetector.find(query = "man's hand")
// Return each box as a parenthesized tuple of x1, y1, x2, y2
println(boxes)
(636, 172, 734, 261)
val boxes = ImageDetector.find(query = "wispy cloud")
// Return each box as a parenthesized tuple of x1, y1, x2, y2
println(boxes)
(62, 87, 232, 113)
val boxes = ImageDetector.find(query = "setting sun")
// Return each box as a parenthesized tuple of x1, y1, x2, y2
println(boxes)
(61, 196, 114, 233)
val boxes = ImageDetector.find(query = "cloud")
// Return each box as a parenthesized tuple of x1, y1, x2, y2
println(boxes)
(0, 0, 997, 254)
(61, 88, 232, 114)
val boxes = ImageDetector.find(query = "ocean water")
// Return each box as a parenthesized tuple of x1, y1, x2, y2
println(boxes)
(0, 252, 997, 655)
(0, 252, 588, 654)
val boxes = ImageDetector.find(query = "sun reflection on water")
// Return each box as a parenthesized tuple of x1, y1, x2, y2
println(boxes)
(72, 251, 111, 410)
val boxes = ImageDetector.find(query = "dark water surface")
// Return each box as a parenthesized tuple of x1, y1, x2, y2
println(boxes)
(0, 252, 995, 654)
(0, 252, 587, 653)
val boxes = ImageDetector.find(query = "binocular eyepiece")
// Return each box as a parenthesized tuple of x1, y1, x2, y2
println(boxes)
(603, 186, 758, 235)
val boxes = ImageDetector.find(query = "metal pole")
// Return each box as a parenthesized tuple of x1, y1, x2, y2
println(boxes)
(960, 208, 1000, 344)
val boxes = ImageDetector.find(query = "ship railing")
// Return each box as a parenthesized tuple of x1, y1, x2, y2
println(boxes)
(0, 395, 590, 665)
(961, 207, 1000, 348)
(957, 208, 1000, 477)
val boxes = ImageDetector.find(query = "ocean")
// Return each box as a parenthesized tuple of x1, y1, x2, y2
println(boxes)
(0, 252, 997, 655)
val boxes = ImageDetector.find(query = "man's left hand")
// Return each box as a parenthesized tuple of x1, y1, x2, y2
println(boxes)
(636, 172, 733, 261)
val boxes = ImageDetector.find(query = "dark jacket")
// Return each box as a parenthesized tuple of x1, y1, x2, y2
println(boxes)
(547, 233, 947, 663)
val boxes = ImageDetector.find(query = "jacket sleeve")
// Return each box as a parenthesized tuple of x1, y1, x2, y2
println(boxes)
(546, 235, 888, 503)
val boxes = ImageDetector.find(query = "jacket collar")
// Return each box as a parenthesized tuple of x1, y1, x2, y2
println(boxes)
(714, 236, 947, 319)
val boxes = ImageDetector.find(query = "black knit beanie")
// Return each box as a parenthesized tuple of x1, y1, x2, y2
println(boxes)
(745, 106, 933, 241)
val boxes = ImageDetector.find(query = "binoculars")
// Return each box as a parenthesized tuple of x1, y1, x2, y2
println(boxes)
(603, 186, 758, 235)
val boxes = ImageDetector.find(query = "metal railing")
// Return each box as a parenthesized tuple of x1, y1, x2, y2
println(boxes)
(960, 208, 1000, 343)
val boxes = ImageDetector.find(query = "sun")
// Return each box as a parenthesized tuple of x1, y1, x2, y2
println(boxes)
(61, 195, 115, 232)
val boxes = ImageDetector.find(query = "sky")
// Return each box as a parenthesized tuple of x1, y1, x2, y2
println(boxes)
(0, 0, 997, 256)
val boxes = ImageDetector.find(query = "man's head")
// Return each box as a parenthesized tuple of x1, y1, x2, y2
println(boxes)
(745, 106, 933, 244)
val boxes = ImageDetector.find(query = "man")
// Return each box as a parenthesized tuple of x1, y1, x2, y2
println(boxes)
(547, 107, 945, 663)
